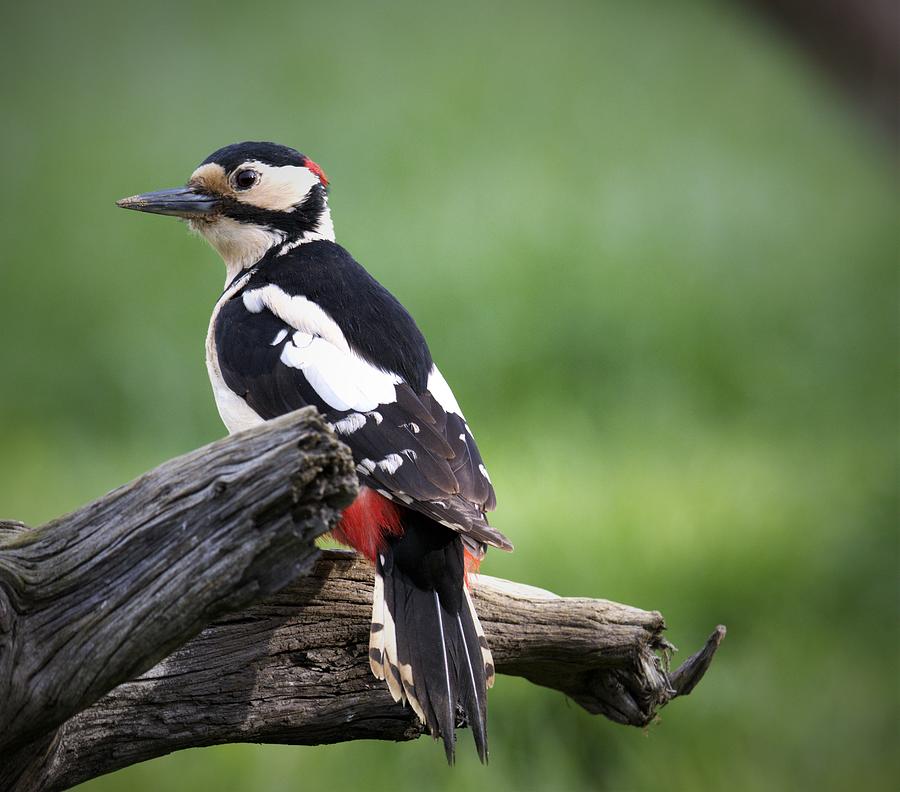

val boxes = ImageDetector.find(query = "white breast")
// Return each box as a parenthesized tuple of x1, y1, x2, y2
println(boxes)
(205, 275, 266, 434)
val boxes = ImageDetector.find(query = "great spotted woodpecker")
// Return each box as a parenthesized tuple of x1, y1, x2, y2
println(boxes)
(118, 141, 512, 762)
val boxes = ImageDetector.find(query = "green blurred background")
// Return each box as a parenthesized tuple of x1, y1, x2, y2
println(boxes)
(1, 0, 896, 789)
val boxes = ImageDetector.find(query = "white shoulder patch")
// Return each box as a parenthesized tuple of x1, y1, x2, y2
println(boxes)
(280, 336, 399, 412)
(243, 285, 351, 352)
(427, 365, 464, 416)
(241, 283, 401, 411)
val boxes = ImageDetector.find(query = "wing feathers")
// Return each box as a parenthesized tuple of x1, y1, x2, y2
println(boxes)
(217, 277, 511, 548)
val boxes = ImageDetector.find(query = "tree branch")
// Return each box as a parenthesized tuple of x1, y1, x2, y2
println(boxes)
(0, 408, 357, 759)
(4, 551, 724, 791)
(0, 408, 724, 792)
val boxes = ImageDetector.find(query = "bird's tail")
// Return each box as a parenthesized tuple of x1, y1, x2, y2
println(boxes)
(368, 515, 494, 763)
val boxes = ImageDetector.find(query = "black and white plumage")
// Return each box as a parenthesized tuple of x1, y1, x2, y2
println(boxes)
(212, 244, 504, 550)
(118, 141, 511, 762)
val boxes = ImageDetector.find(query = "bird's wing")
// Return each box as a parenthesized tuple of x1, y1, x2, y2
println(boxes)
(214, 282, 510, 552)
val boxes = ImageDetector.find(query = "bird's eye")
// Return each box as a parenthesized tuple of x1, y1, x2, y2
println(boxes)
(233, 169, 260, 191)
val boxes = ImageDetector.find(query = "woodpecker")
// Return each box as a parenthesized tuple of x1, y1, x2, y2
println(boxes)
(118, 141, 511, 762)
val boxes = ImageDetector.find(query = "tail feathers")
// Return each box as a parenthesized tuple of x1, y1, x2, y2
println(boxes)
(369, 554, 406, 705)
(370, 552, 491, 763)
(464, 586, 496, 689)
(455, 599, 488, 758)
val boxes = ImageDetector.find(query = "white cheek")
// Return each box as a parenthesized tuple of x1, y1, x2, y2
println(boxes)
(237, 163, 321, 212)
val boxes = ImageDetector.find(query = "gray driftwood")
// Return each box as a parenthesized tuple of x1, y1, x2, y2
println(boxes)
(0, 409, 357, 773)
(0, 408, 724, 792)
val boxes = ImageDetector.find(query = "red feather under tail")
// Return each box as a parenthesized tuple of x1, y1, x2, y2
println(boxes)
(334, 486, 482, 579)
(333, 486, 404, 561)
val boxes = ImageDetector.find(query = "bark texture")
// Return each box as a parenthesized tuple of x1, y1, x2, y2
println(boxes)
(3, 552, 723, 791)
(0, 409, 357, 760)
(0, 408, 724, 792)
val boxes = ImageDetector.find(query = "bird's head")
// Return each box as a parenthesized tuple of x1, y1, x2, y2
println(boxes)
(117, 141, 333, 280)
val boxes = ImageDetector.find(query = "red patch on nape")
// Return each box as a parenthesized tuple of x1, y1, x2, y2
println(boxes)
(333, 486, 403, 561)
(303, 157, 329, 187)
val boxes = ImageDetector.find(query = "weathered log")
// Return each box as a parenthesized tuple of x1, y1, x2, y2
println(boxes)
(0, 408, 357, 759)
(0, 407, 724, 792)
(3, 551, 723, 791)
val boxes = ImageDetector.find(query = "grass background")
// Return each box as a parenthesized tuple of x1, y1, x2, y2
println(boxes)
(1, 0, 896, 789)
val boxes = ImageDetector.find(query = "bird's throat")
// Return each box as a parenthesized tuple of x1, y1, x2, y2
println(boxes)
(192, 206, 336, 286)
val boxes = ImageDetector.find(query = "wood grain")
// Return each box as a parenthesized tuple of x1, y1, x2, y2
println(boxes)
(0, 408, 357, 759)
(0, 408, 723, 791)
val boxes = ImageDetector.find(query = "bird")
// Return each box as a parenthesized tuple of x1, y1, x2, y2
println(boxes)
(117, 141, 512, 762)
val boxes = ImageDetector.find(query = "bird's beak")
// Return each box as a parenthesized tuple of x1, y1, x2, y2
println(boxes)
(116, 187, 221, 219)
